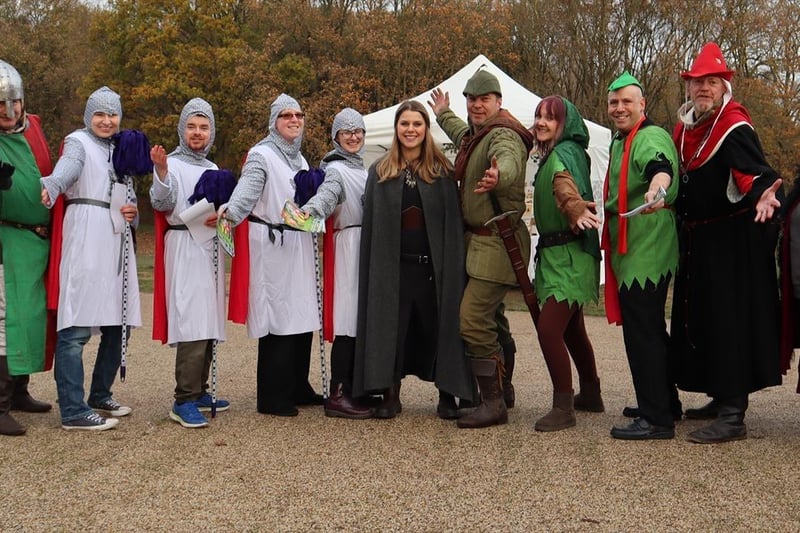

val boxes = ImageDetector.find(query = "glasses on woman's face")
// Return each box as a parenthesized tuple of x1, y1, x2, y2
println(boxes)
(277, 112, 305, 120)
(338, 129, 364, 139)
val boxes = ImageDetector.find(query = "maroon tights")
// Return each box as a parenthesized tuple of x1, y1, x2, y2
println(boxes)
(537, 297, 599, 393)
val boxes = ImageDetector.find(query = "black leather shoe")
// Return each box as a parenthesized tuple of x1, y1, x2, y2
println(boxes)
(610, 417, 674, 440)
(622, 405, 683, 421)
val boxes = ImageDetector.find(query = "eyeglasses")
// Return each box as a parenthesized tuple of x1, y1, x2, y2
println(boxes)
(277, 112, 305, 120)
(338, 129, 365, 139)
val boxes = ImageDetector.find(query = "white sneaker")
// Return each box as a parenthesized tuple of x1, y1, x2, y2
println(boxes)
(89, 398, 132, 417)
(62, 412, 119, 431)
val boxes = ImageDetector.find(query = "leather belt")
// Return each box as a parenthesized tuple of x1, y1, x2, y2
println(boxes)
(537, 229, 583, 250)
(167, 224, 189, 231)
(0, 219, 49, 239)
(466, 225, 494, 237)
(65, 198, 111, 209)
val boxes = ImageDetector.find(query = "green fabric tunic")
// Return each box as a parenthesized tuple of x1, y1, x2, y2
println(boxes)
(533, 136, 599, 306)
(437, 109, 530, 285)
(605, 124, 679, 288)
(0, 133, 50, 375)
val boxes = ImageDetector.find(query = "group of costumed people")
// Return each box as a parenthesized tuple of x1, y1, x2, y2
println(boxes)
(1, 41, 799, 443)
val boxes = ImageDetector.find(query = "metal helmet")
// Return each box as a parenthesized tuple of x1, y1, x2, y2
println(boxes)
(0, 60, 23, 120)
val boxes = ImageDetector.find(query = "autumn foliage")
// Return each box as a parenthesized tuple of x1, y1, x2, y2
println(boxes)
(4, 0, 800, 188)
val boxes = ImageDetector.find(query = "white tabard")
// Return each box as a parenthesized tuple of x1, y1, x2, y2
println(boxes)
(246, 144, 320, 338)
(156, 157, 226, 345)
(327, 161, 366, 337)
(57, 130, 141, 331)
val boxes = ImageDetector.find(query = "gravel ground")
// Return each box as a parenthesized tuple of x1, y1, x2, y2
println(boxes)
(2, 293, 800, 532)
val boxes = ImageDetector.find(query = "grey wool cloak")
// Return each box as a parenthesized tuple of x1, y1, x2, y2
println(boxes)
(352, 163, 476, 402)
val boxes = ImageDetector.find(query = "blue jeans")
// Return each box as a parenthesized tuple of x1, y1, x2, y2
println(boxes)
(54, 326, 125, 422)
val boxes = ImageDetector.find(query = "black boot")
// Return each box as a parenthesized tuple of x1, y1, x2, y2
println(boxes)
(686, 396, 747, 444)
(501, 340, 516, 408)
(0, 358, 25, 436)
(457, 354, 508, 429)
(11, 374, 52, 413)
(684, 398, 720, 420)
(436, 391, 460, 420)
(373, 382, 402, 419)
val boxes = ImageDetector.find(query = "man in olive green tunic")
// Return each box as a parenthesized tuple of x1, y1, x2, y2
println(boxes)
(0, 60, 53, 436)
(429, 69, 533, 428)
(602, 72, 681, 440)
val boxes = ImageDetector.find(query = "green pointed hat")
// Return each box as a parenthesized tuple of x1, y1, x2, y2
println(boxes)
(607, 71, 643, 93)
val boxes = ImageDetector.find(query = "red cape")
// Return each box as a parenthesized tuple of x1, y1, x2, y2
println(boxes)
(673, 101, 755, 193)
(227, 219, 250, 324)
(152, 211, 169, 342)
(322, 218, 335, 342)
(23, 115, 56, 371)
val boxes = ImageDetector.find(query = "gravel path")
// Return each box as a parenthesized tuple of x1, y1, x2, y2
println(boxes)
(3, 293, 799, 532)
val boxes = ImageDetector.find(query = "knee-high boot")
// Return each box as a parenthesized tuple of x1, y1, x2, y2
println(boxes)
(0, 358, 25, 436)
(457, 354, 507, 429)
(687, 395, 748, 444)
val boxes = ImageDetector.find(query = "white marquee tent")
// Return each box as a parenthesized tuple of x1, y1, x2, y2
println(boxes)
(362, 54, 611, 281)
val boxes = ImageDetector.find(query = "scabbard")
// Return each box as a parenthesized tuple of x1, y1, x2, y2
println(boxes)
(493, 215, 540, 325)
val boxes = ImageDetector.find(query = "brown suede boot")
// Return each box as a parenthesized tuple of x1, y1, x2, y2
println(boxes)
(11, 374, 52, 413)
(534, 392, 576, 432)
(0, 358, 25, 436)
(501, 341, 516, 408)
(457, 355, 507, 429)
(574, 380, 605, 412)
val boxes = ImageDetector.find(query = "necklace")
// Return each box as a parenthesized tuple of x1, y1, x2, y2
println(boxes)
(403, 160, 417, 189)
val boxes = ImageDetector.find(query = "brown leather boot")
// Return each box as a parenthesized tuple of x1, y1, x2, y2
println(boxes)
(534, 391, 576, 432)
(574, 380, 605, 412)
(11, 374, 52, 413)
(457, 355, 507, 429)
(373, 382, 402, 419)
(324, 382, 373, 419)
(0, 358, 25, 436)
(501, 341, 516, 408)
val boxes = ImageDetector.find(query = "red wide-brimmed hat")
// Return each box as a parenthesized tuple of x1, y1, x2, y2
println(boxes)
(681, 42, 735, 81)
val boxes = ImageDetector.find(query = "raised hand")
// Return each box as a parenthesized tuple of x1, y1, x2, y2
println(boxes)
(150, 145, 168, 179)
(427, 87, 450, 116)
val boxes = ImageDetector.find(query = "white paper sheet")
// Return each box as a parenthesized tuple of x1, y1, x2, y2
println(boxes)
(110, 182, 127, 234)
(179, 198, 217, 244)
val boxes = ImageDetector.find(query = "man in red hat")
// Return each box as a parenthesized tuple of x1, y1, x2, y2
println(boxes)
(671, 42, 783, 444)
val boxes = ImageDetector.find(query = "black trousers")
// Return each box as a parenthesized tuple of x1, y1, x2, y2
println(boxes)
(330, 335, 355, 390)
(256, 332, 315, 413)
(619, 275, 680, 427)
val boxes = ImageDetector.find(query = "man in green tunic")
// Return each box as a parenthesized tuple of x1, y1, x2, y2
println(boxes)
(429, 69, 533, 428)
(603, 72, 681, 440)
(0, 60, 53, 436)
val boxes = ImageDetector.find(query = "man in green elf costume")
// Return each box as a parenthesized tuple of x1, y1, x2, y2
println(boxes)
(602, 72, 682, 440)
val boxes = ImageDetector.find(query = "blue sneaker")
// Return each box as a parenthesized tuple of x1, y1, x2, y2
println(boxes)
(169, 402, 208, 428)
(195, 393, 230, 413)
